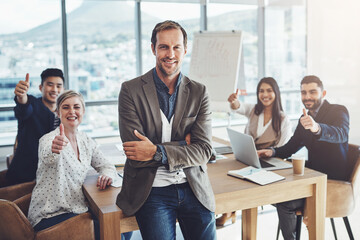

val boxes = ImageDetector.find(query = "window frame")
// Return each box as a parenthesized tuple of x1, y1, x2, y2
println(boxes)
(0, 0, 307, 146)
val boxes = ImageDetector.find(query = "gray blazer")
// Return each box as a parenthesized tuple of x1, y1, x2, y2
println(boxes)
(116, 69, 216, 216)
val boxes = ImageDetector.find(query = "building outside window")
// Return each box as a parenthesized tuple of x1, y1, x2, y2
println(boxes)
(65, 0, 136, 137)
(0, 0, 306, 146)
(265, 5, 306, 119)
(0, 0, 63, 145)
(140, 2, 200, 75)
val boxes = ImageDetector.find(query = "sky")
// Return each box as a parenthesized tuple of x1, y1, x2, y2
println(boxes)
(0, 0, 82, 34)
(0, 0, 255, 35)
(140, 2, 255, 19)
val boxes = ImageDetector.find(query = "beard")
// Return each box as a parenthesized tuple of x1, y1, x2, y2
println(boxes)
(157, 59, 180, 78)
(302, 97, 322, 110)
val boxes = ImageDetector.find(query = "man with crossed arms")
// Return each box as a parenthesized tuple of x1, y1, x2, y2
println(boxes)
(116, 20, 216, 239)
(258, 75, 349, 240)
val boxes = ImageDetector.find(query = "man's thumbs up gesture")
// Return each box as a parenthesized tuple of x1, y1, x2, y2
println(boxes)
(14, 73, 30, 104)
(300, 108, 320, 133)
(52, 124, 69, 154)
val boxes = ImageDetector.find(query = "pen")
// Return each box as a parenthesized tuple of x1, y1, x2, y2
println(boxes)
(249, 168, 261, 175)
(118, 172, 123, 178)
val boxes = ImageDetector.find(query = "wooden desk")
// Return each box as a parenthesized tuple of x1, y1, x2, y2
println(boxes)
(83, 156, 326, 240)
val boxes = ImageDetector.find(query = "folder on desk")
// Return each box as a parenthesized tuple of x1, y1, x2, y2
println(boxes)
(228, 166, 285, 185)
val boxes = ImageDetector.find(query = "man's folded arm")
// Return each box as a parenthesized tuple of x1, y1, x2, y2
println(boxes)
(163, 88, 212, 172)
(118, 82, 162, 169)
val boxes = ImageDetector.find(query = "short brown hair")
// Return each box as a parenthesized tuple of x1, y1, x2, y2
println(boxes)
(301, 75, 324, 90)
(151, 20, 187, 49)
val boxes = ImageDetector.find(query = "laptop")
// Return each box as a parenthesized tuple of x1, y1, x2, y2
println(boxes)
(227, 128, 292, 171)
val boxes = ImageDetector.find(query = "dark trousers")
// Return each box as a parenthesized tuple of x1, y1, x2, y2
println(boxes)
(276, 198, 305, 240)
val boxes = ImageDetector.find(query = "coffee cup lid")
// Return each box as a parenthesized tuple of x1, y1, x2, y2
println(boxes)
(291, 154, 306, 161)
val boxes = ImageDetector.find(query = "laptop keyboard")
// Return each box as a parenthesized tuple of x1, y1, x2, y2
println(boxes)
(259, 159, 275, 168)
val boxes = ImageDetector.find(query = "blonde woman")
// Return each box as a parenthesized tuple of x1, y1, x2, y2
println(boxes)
(28, 90, 131, 239)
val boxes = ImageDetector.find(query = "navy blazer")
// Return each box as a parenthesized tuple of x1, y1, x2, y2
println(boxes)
(275, 100, 349, 181)
(7, 95, 57, 184)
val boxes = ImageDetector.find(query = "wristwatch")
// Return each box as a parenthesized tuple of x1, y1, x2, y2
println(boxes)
(153, 146, 162, 162)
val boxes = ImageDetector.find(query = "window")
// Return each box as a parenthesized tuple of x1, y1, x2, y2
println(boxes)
(207, 3, 258, 126)
(66, 0, 136, 138)
(140, 2, 200, 75)
(0, 0, 307, 146)
(208, 3, 258, 87)
(0, 0, 62, 145)
(265, 5, 306, 117)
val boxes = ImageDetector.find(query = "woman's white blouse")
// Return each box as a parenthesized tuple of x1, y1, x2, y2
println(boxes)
(234, 102, 292, 147)
(28, 127, 116, 227)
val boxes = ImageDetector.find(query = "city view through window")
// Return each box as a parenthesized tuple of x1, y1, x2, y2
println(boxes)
(0, 1, 306, 145)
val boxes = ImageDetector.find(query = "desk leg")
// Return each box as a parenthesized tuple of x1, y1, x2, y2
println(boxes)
(99, 213, 121, 240)
(306, 176, 326, 240)
(242, 208, 257, 240)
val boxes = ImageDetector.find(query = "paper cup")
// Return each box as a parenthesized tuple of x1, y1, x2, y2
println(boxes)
(291, 154, 305, 176)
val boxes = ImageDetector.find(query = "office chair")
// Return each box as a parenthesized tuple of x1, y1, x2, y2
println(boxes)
(1, 136, 16, 187)
(276, 143, 360, 240)
(0, 135, 36, 201)
(0, 170, 36, 201)
(0, 193, 95, 240)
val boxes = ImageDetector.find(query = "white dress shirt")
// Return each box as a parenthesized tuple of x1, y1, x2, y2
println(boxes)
(234, 102, 292, 147)
(152, 110, 187, 187)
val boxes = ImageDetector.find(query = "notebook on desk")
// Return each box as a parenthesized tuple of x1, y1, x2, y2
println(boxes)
(227, 128, 292, 171)
(228, 166, 285, 185)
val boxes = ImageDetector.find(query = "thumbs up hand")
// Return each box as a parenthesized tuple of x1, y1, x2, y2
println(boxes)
(52, 124, 69, 154)
(14, 73, 30, 104)
(228, 89, 241, 110)
(300, 108, 320, 133)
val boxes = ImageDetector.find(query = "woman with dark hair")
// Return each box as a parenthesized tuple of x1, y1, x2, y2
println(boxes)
(216, 77, 292, 226)
(229, 77, 292, 149)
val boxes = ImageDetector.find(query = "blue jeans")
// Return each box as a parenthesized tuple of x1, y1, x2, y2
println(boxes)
(135, 182, 216, 240)
(276, 198, 305, 240)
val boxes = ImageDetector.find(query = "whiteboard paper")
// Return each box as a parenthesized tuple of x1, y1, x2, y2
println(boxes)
(188, 31, 243, 111)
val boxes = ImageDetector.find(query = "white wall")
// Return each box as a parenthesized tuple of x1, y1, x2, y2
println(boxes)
(307, 0, 360, 144)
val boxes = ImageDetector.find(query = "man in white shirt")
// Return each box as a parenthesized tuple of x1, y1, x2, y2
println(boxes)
(116, 20, 216, 239)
